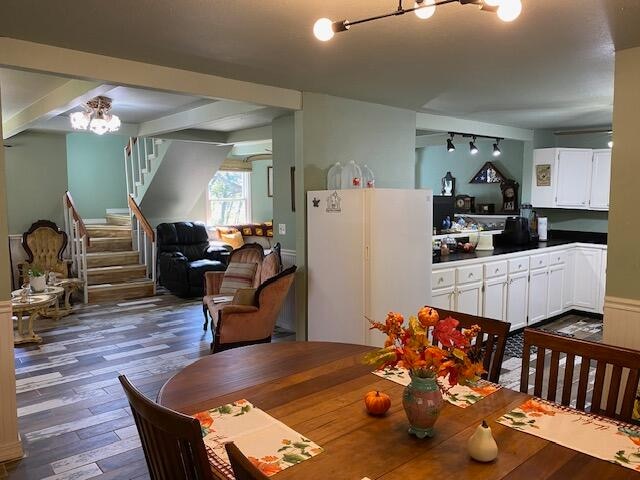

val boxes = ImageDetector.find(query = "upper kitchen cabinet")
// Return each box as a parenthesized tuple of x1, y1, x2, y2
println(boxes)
(530, 148, 611, 211)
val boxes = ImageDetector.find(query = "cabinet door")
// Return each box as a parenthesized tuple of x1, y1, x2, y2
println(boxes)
(483, 277, 507, 321)
(556, 149, 592, 208)
(598, 249, 607, 314)
(531, 149, 558, 208)
(528, 268, 549, 325)
(432, 287, 454, 310)
(455, 282, 483, 316)
(589, 150, 611, 210)
(547, 264, 565, 317)
(563, 250, 576, 310)
(506, 272, 529, 331)
(574, 248, 602, 312)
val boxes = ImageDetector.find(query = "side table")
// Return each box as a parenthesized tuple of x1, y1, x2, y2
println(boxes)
(54, 278, 84, 313)
(11, 294, 57, 345)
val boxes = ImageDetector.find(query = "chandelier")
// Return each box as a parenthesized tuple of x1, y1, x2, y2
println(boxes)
(313, 0, 522, 41)
(69, 96, 121, 135)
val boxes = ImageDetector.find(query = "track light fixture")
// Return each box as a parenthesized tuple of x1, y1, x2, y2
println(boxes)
(493, 139, 501, 156)
(447, 133, 456, 152)
(313, 0, 522, 41)
(469, 137, 479, 155)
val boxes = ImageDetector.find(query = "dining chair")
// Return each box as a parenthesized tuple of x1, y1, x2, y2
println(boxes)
(520, 328, 640, 422)
(224, 442, 269, 480)
(118, 375, 215, 480)
(433, 308, 510, 383)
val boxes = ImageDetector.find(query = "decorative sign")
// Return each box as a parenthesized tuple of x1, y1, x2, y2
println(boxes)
(326, 191, 342, 213)
(536, 164, 551, 186)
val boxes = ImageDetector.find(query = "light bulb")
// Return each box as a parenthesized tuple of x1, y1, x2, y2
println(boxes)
(493, 143, 501, 156)
(608, 140, 613, 148)
(470, 141, 479, 155)
(70, 111, 90, 130)
(497, 0, 522, 22)
(414, 0, 436, 19)
(314, 18, 335, 41)
(90, 118, 109, 135)
(107, 114, 121, 132)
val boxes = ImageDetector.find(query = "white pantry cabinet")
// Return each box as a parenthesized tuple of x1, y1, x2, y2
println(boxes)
(589, 150, 612, 210)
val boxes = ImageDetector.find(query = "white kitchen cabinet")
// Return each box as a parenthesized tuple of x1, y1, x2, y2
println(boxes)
(528, 267, 549, 325)
(563, 250, 576, 310)
(506, 271, 529, 331)
(555, 149, 593, 208)
(531, 149, 557, 208)
(599, 249, 607, 314)
(547, 264, 565, 317)
(432, 286, 455, 310)
(589, 150, 611, 210)
(483, 276, 507, 321)
(455, 282, 483, 316)
(573, 247, 602, 312)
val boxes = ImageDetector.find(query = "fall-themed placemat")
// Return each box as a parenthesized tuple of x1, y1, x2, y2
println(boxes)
(372, 366, 502, 408)
(498, 397, 640, 471)
(194, 399, 323, 478)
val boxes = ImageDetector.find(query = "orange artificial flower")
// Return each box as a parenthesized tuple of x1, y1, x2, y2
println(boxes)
(520, 399, 556, 416)
(417, 306, 439, 328)
(193, 412, 213, 429)
(470, 384, 498, 396)
(261, 455, 279, 462)
(281, 439, 291, 445)
(628, 435, 640, 447)
(248, 457, 282, 476)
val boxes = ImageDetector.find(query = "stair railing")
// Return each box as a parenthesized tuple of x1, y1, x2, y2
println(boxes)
(62, 191, 89, 303)
(128, 194, 157, 292)
(123, 137, 159, 200)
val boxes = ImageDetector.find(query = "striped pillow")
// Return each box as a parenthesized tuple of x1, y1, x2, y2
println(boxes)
(219, 262, 258, 295)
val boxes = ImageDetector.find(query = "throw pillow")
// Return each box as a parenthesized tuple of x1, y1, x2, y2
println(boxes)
(220, 231, 244, 250)
(232, 288, 257, 306)
(220, 262, 258, 295)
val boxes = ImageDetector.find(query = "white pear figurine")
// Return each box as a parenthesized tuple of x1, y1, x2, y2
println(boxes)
(467, 420, 498, 462)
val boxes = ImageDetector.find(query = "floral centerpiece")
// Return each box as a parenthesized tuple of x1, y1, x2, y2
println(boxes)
(364, 307, 485, 438)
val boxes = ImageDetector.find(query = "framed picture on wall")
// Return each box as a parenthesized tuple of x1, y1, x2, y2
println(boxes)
(267, 166, 274, 197)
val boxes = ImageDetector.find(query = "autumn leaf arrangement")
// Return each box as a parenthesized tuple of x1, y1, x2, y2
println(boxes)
(364, 307, 485, 392)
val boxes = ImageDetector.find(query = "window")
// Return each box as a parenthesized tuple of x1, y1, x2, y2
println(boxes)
(207, 171, 251, 226)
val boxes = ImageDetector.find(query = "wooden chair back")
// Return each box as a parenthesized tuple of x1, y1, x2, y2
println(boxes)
(433, 308, 510, 383)
(21, 220, 70, 280)
(520, 328, 640, 422)
(224, 442, 269, 480)
(118, 375, 214, 480)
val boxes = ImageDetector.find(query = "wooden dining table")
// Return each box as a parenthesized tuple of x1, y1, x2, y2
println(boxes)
(158, 341, 636, 479)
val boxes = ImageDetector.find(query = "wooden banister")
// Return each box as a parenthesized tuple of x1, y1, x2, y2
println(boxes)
(63, 191, 90, 245)
(128, 195, 155, 242)
(125, 137, 138, 156)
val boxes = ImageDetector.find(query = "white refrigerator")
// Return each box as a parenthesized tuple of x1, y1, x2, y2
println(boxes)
(307, 189, 432, 346)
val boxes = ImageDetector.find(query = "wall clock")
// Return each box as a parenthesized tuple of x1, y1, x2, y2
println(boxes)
(501, 180, 519, 213)
(455, 195, 475, 213)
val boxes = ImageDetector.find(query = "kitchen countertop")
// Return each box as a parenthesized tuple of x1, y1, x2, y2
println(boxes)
(434, 232, 607, 265)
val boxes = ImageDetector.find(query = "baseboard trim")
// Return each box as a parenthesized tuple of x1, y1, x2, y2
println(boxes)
(604, 296, 640, 313)
(0, 438, 23, 463)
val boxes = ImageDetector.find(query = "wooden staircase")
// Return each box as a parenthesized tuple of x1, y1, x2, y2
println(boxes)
(85, 214, 155, 303)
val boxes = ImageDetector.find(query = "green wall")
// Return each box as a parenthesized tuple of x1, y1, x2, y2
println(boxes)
(4, 131, 68, 234)
(0, 94, 10, 299)
(250, 159, 273, 223)
(272, 115, 296, 250)
(416, 136, 524, 208)
(66, 133, 128, 218)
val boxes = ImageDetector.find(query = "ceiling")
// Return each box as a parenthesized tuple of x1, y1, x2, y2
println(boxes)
(0, 68, 68, 119)
(1, 1, 639, 129)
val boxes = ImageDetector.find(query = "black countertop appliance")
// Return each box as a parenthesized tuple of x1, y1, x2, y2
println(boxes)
(502, 216, 531, 245)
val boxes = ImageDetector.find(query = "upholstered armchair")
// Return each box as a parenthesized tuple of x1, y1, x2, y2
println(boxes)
(212, 265, 296, 353)
(19, 220, 71, 284)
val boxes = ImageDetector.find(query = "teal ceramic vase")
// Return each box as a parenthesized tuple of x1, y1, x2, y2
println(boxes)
(402, 373, 443, 438)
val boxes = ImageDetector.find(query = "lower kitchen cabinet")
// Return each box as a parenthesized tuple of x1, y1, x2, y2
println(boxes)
(432, 286, 454, 310)
(547, 264, 565, 317)
(455, 282, 483, 316)
(573, 247, 602, 312)
(506, 271, 529, 331)
(483, 276, 507, 321)
(528, 268, 549, 325)
(563, 250, 576, 310)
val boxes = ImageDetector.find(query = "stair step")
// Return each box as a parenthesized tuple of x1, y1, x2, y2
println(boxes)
(87, 279, 155, 303)
(106, 213, 131, 226)
(87, 237, 133, 253)
(87, 264, 147, 285)
(86, 251, 140, 268)
(86, 224, 132, 238)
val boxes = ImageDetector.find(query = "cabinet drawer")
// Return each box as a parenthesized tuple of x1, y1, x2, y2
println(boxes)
(508, 257, 529, 274)
(530, 254, 549, 270)
(484, 261, 508, 279)
(549, 251, 567, 266)
(456, 264, 483, 285)
(432, 269, 455, 289)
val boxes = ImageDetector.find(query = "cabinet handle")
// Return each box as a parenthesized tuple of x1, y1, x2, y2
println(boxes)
(469, 273, 474, 278)
(518, 264, 522, 269)
(495, 268, 500, 273)
(438, 277, 444, 284)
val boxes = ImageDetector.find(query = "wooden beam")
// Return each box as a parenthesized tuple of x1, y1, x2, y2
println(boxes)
(2, 80, 115, 139)
(0, 38, 302, 111)
(226, 125, 272, 144)
(154, 129, 228, 144)
(416, 112, 534, 142)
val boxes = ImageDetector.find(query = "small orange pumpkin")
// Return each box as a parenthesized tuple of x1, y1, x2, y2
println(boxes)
(418, 306, 440, 328)
(364, 391, 391, 415)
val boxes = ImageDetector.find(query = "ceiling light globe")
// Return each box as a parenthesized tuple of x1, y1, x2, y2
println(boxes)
(414, 0, 436, 20)
(70, 111, 90, 130)
(314, 18, 335, 41)
(497, 0, 522, 22)
(107, 115, 121, 132)
(90, 118, 109, 135)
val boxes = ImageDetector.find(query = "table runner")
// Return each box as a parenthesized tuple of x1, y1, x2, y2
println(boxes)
(194, 399, 323, 478)
(497, 397, 640, 471)
(372, 366, 502, 408)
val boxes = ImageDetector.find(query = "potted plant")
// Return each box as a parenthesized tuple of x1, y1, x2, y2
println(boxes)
(28, 265, 47, 292)
(364, 307, 485, 438)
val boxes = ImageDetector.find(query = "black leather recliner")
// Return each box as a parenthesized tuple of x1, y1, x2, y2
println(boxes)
(157, 222, 229, 298)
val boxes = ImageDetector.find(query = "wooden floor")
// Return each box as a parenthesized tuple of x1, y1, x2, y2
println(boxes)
(2, 297, 600, 480)
(4, 292, 294, 480)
